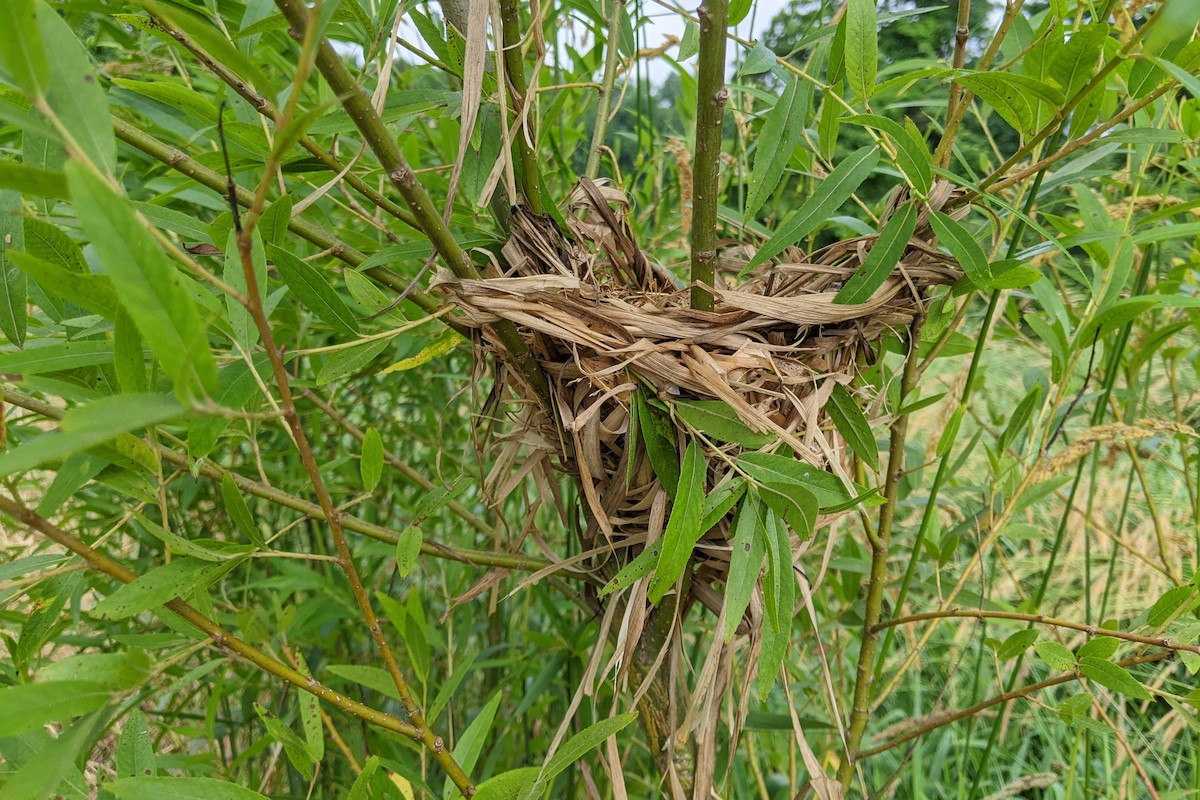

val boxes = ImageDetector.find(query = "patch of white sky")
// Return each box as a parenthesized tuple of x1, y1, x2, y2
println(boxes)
(364, 0, 797, 85)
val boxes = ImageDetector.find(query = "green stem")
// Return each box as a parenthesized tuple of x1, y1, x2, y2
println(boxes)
(110, 117, 450, 320)
(689, 0, 729, 311)
(498, 0, 544, 214)
(584, 0, 626, 180)
(838, 319, 923, 789)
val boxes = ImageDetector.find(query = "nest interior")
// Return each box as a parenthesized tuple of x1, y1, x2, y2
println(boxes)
(432, 178, 965, 628)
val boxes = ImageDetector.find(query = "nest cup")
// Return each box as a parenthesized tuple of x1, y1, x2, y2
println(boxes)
(432, 178, 966, 630)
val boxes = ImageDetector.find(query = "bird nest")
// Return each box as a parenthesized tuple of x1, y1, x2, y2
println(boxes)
(432, 178, 965, 628)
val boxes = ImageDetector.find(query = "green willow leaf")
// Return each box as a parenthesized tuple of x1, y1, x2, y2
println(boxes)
(637, 387, 679, 496)
(954, 72, 1033, 133)
(115, 709, 157, 779)
(728, 0, 752, 26)
(648, 441, 707, 603)
(473, 769, 543, 800)
(1034, 641, 1076, 672)
(526, 713, 639, 798)
(0, 681, 110, 736)
(723, 492, 768, 641)
(8, 252, 119, 318)
(0, 341, 113, 375)
(268, 244, 359, 336)
(443, 692, 502, 800)
(845, 115, 931, 196)
(361, 427, 384, 491)
(835, 202, 917, 305)
(746, 76, 810, 218)
(37, 1, 116, 174)
(67, 162, 216, 400)
(395, 525, 423, 578)
(93, 558, 233, 620)
(743, 145, 879, 273)
(0, 162, 69, 199)
(737, 451, 853, 508)
(0, 393, 184, 478)
(929, 211, 995, 289)
(845, 0, 877, 101)
(0, 190, 26, 347)
(997, 629, 1039, 660)
(0, 0, 48, 97)
(1079, 656, 1152, 701)
(674, 399, 773, 448)
(598, 540, 662, 597)
(827, 383, 878, 471)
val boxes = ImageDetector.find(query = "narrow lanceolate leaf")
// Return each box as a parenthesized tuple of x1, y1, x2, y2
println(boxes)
(0, 0, 49, 97)
(378, 329, 464, 375)
(0, 190, 26, 347)
(36, 2, 116, 174)
(395, 526, 422, 578)
(936, 404, 964, 459)
(648, 442, 707, 603)
(746, 76, 811, 218)
(737, 451, 854, 508)
(929, 211, 995, 289)
(115, 709, 156, 779)
(846, 115, 931, 196)
(361, 427, 384, 491)
(108, 777, 269, 800)
(723, 492, 768, 641)
(225, 230, 265, 351)
(845, 0, 878, 101)
(1049, 24, 1107, 96)
(0, 341, 114, 375)
(827, 383, 879, 471)
(674, 399, 773, 448)
(598, 540, 662, 597)
(9, 252, 119, 319)
(744, 145, 880, 273)
(835, 202, 917, 305)
(524, 713, 640, 798)
(67, 162, 217, 400)
(93, 558, 232, 620)
(268, 245, 359, 337)
(0, 681, 110, 736)
(0, 393, 183, 478)
(1079, 656, 1153, 701)
(762, 509, 795, 635)
(442, 692, 502, 800)
(728, 0, 752, 26)
(221, 474, 265, 548)
(1034, 641, 1076, 672)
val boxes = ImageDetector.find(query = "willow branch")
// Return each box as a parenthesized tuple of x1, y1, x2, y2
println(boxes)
(498, 0, 544, 213)
(110, 117, 447, 320)
(273, 0, 554, 419)
(140, 12, 420, 232)
(857, 652, 1171, 758)
(297, 387, 493, 537)
(838, 319, 923, 790)
(0, 497, 421, 741)
(0, 387, 552, 575)
(872, 609, 1200, 655)
(689, 0, 729, 311)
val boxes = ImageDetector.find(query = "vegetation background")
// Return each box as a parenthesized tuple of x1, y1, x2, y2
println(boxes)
(1, 0, 1199, 798)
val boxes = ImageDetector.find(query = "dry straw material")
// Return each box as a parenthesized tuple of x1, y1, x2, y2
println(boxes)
(433, 177, 965, 630)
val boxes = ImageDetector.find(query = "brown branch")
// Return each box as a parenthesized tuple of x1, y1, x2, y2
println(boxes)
(871, 609, 1200, 655)
(858, 652, 1172, 758)
(0, 497, 421, 741)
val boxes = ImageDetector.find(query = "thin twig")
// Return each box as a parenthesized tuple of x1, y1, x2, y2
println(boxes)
(858, 652, 1171, 758)
(871, 609, 1200, 655)
(585, 0, 626, 180)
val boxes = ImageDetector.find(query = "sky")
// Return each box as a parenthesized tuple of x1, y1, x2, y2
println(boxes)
(637, 0, 795, 82)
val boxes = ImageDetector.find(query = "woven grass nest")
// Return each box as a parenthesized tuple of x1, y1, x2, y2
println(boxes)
(432, 177, 967, 632)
